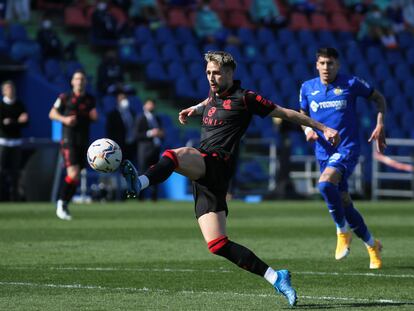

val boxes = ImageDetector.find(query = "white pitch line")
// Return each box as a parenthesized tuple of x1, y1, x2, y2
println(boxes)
(14, 266, 414, 279)
(0, 281, 412, 305)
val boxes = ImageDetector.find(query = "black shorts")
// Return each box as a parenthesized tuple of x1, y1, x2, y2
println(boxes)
(192, 149, 233, 219)
(61, 141, 88, 168)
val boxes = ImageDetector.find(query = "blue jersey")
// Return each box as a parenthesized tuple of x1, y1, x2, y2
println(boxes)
(300, 73, 374, 160)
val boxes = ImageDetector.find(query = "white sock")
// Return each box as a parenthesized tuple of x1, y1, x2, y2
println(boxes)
(336, 221, 349, 234)
(364, 237, 375, 247)
(138, 175, 149, 189)
(264, 267, 278, 285)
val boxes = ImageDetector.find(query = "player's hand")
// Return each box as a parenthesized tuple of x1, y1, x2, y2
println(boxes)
(64, 115, 77, 126)
(178, 107, 197, 125)
(323, 127, 340, 147)
(305, 128, 319, 142)
(368, 124, 387, 153)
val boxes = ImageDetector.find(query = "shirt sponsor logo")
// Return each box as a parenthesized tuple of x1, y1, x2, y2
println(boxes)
(310, 100, 347, 112)
(328, 153, 341, 163)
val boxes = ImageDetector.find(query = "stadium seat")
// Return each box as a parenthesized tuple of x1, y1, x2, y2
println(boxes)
(394, 63, 412, 81)
(175, 76, 197, 98)
(154, 26, 177, 45)
(167, 8, 191, 27)
(256, 28, 276, 46)
(309, 13, 331, 31)
(243, 45, 264, 64)
(138, 43, 160, 63)
(276, 29, 298, 47)
(289, 12, 310, 31)
(263, 42, 284, 64)
(64, 5, 91, 28)
(329, 12, 354, 32)
(187, 61, 205, 79)
(160, 43, 181, 62)
(134, 26, 154, 45)
(224, 44, 244, 62)
(323, 0, 346, 13)
(364, 46, 384, 66)
(382, 79, 401, 100)
(405, 47, 414, 65)
(271, 62, 290, 81)
(201, 43, 220, 54)
(194, 76, 210, 99)
(234, 62, 248, 80)
(181, 44, 201, 62)
(317, 30, 337, 47)
(258, 78, 279, 98)
(297, 30, 316, 47)
(397, 31, 414, 49)
(237, 28, 257, 45)
(402, 79, 414, 96)
(223, 0, 244, 10)
(226, 11, 253, 29)
(43, 58, 62, 81)
(372, 63, 391, 82)
(65, 60, 84, 79)
(345, 44, 364, 66)
(8, 23, 28, 43)
(145, 61, 169, 82)
(175, 27, 197, 45)
(384, 49, 403, 66)
(291, 61, 312, 80)
(166, 61, 187, 80)
(250, 63, 271, 81)
(101, 95, 117, 114)
(284, 44, 304, 64)
(352, 63, 373, 82)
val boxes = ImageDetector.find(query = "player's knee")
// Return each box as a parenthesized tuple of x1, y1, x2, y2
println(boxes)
(341, 192, 352, 207)
(207, 235, 229, 255)
(318, 181, 337, 196)
(162, 149, 179, 168)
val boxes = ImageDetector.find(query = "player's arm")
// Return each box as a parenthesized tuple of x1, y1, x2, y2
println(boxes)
(48, 97, 76, 127)
(299, 109, 319, 142)
(178, 97, 209, 124)
(269, 105, 340, 147)
(89, 107, 98, 122)
(367, 89, 387, 153)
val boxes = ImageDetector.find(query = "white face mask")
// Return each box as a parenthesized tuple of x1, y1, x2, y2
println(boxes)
(42, 20, 52, 29)
(119, 98, 129, 109)
(97, 2, 107, 10)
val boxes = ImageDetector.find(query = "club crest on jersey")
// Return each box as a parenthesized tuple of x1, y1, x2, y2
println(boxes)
(310, 100, 319, 112)
(223, 99, 232, 110)
(207, 107, 217, 117)
(334, 87, 343, 95)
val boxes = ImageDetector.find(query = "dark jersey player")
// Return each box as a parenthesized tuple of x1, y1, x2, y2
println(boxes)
(121, 51, 340, 307)
(49, 70, 98, 220)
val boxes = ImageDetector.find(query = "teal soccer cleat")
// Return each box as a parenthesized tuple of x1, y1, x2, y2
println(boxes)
(121, 160, 141, 199)
(274, 269, 297, 307)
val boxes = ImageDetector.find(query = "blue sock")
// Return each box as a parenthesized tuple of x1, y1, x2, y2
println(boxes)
(343, 202, 372, 242)
(318, 182, 346, 228)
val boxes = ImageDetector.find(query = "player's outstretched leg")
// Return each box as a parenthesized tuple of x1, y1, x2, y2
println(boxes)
(335, 231, 352, 260)
(121, 160, 141, 199)
(273, 269, 297, 307)
(56, 199, 72, 221)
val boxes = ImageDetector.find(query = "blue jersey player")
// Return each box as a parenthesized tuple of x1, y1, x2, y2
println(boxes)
(299, 47, 387, 269)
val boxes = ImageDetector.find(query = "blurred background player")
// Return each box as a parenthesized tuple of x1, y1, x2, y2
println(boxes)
(299, 47, 387, 269)
(0, 80, 29, 201)
(121, 51, 341, 307)
(135, 98, 163, 201)
(49, 70, 98, 220)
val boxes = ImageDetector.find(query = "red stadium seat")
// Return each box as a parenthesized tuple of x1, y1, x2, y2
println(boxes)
(225, 11, 254, 29)
(64, 6, 91, 28)
(168, 8, 191, 27)
(289, 12, 310, 31)
(309, 13, 331, 31)
(323, 0, 347, 14)
(329, 12, 354, 32)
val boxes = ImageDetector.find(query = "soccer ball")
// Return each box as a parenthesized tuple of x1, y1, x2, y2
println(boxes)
(87, 138, 122, 173)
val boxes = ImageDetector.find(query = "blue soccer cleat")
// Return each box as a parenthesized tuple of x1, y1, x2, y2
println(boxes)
(274, 269, 297, 307)
(121, 160, 141, 199)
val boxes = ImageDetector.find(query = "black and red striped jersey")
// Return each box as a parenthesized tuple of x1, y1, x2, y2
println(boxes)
(53, 92, 96, 145)
(199, 80, 276, 159)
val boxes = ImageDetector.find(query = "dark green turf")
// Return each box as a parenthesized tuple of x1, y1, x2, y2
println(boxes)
(0, 200, 413, 310)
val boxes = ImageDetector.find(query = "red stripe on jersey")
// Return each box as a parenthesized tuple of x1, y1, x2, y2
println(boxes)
(162, 150, 179, 168)
(207, 235, 229, 253)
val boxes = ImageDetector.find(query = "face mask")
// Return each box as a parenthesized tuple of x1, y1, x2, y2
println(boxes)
(42, 20, 52, 29)
(119, 98, 129, 109)
(97, 2, 107, 10)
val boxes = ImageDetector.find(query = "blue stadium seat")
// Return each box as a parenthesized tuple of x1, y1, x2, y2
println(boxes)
(365, 46, 384, 66)
(279, 77, 298, 99)
(243, 45, 265, 64)
(166, 61, 187, 81)
(352, 63, 373, 82)
(402, 79, 414, 95)
(263, 42, 284, 64)
(372, 63, 391, 82)
(175, 77, 196, 98)
(43, 58, 62, 81)
(394, 63, 412, 81)
(317, 30, 337, 46)
(201, 43, 220, 54)
(237, 28, 257, 45)
(138, 43, 160, 63)
(397, 31, 414, 49)
(102, 95, 117, 114)
(271, 62, 290, 81)
(275, 29, 297, 48)
(405, 47, 414, 65)
(134, 25, 154, 45)
(0, 26, 8, 53)
(8, 23, 28, 43)
(240, 76, 256, 90)
(284, 44, 304, 64)
(187, 61, 205, 79)
(256, 28, 276, 46)
(145, 61, 169, 82)
(224, 44, 244, 62)
(127, 95, 143, 113)
(234, 62, 248, 80)
(65, 60, 84, 79)
(194, 76, 209, 99)
(291, 61, 312, 80)
(175, 27, 197, 45)
(154, 26, 177, 44)
(160, 43, 181, 62)
(384, 49, 403, 66)
(118, 42, 140, 64)
(182, 44, 201, 62)
(250, 63, 272, 81)
(297, 30, 316, 46)
(382, 79, 401, 100)
(345, 44, 363, 66)
(258, 78, 278, 98)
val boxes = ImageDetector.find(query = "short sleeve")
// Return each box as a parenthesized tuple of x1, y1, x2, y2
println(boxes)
(299, 83, 308, 112)
(351, 76, 374, 98)
(244, 91, 276, 118)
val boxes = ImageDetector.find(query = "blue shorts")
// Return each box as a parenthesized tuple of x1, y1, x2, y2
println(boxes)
(318, 152, 359, 192)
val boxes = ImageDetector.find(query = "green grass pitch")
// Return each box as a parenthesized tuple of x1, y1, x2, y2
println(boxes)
(0, 200, 413, 310)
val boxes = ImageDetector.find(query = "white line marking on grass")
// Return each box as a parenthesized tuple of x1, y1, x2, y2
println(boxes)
(0, 281, 412, 305)
(40, 267, 414, 279)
